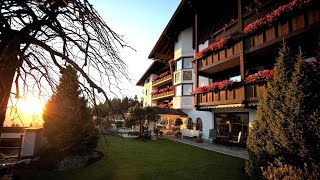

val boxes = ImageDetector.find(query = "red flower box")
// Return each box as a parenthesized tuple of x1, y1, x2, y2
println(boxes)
(243, 0, 312, 34)
(195, 36, 231, 58)
(245, 69, 274, 83)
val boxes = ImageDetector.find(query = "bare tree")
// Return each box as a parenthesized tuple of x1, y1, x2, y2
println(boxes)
(0, 0, 132, 127)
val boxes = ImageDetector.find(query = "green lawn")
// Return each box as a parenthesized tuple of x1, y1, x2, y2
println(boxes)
(31, 136, 247, 180)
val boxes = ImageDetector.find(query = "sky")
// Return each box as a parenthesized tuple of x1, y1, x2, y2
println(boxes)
(91, 0, 180, 99)
(3, 0, 181, 127)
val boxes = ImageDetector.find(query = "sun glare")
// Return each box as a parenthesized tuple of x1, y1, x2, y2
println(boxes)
(17, 96, 45, 115)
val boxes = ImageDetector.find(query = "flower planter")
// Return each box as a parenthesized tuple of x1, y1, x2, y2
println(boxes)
(292, 14, 305, 31)
(277, 21, 289, 37)
(265, 26, 276, 42)
(308, 9, 320, 25)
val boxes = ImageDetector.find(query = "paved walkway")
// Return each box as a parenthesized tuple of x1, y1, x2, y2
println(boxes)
(163, 135, 249, 160)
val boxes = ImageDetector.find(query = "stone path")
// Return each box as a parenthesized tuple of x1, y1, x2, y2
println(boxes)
(163, 135, 249, 160)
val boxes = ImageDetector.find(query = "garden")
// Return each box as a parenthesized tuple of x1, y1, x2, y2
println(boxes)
(13, 136, 247, 180)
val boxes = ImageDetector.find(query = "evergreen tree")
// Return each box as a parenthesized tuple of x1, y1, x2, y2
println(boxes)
(246, 43, 295, 178)
(246, 42, 320, 179)
(43, 66, 99, 155)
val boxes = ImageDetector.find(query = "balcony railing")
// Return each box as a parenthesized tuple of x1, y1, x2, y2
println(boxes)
(195, 86, 245, 106)
(151, 90, 174, 100)
(244, 9, 320, 53)
(246, 82, 267, 102)
(194, 81, 267, 107)
(152, 74, 172, 87)
(198, 41, 242, 74)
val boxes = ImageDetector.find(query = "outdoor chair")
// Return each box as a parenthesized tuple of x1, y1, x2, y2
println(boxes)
(229, 131, 241, 146)
(208, 129, 217, 144)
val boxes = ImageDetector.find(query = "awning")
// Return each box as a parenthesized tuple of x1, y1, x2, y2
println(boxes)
(198, 104, 245, 109)
(152, 107, 188, 117)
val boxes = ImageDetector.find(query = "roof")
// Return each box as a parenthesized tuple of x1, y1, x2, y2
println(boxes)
(152, 107, 188, 117)
(148, 0, 194, 61)
(136, 60, 168, 86)
(148, 0, 239, 61)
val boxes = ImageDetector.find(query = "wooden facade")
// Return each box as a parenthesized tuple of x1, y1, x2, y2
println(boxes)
(192, 0, 320, 109)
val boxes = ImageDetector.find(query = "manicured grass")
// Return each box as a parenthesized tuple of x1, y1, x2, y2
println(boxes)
(30, 136, 247, 180)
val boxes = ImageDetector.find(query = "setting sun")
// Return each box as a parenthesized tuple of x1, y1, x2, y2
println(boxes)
(17, 96, 45, 115)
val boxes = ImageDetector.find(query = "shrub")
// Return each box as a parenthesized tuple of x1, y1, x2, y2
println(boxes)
(153, 128, 160, 136)
(159, 131, 163, 136)
(192, 136, 203, 143)
(175, 131, 182, 138)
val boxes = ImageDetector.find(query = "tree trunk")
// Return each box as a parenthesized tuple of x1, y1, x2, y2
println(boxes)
(0, 40, 19, 129)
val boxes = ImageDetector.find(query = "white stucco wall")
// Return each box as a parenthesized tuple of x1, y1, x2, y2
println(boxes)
(143, 74, 156, 107)
(198, 40, 209, 51)
(173, 96, 194, 110)
(198, 76, 210, 87)
(174, 27, 194, 60)
(182, 108, 213, 140)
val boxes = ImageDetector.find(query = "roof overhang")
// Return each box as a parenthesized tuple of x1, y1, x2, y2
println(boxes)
(153, 107, 188, 117)
(148, 0, 194, 61)
(136, 61, 168, 86)
(198, 104, 245, 109)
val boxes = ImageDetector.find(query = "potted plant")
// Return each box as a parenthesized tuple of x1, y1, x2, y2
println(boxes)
(153, 127, 160, 137)
(175, 131, 182, 138)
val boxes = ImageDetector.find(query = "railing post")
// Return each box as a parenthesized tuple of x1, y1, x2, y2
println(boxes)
(18, 134, 23, 160)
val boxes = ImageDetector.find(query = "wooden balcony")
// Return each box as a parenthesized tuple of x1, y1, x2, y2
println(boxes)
(194, 82, 267, 107)
(198, 41, 242, 74)
(152, 74, 172, 87)
(195, 86, 245, 106)
(151, 90, 174, 100)
(246, 82, 267, 102)
(244, 9, 320, 53)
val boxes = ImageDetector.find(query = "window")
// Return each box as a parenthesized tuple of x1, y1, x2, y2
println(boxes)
(175, 85, 182, 96)
(183, 58, 193, 69)
(145, 89, 149, 95)
(230, 75, 241, 82)
(146, 78, 150, 83)
(196, 118, 203, 131)
(187, 118, 193, 129)
(176, 59, 182, 71)
(182, 84, 193, 96)
(183, 70, 192, 81)
(215, 113, 249, 144)
(175, 71, 181, 83)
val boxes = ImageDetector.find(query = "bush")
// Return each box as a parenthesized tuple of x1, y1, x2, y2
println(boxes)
(192, 136, 203, 143)
(175, 131, 182, 138)
(262, 160, 320, 179)
(115, 121, 123, 128)
(159, 131, 163, 136)
(153, 128, 160, 136)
